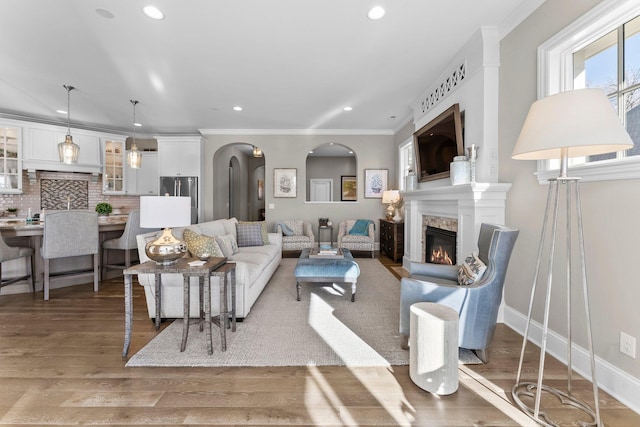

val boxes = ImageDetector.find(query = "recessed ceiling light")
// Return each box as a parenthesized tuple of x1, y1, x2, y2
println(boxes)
(343, 106, 353, 111)
(143, 5, 164, 20)
(57, 109, 67, 115)
(233, 106, 243, 111)
(134, 123, 142, 127)
(367, 6, 385, 20)
(309, 150, 314, 154)
(95, 8, 114, 19)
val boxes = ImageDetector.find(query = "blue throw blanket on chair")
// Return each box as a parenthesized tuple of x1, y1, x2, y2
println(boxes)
(349, 219, 372, 236)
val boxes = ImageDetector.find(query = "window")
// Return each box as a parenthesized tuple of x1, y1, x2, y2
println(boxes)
(399, 138, 413, 191)
(537, 0, 640, 183)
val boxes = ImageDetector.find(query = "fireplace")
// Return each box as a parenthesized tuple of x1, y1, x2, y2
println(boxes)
(425, 226, 457, 265)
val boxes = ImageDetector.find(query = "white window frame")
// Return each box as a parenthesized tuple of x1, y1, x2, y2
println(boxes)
(536, 0, 640, 184)
(398, 138, 413, 191)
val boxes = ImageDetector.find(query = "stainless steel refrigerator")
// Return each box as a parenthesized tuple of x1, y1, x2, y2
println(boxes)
(159, 176, 198, 224)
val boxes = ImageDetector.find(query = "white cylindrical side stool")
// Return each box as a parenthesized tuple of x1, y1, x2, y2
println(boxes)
(409, 302, 459, 395)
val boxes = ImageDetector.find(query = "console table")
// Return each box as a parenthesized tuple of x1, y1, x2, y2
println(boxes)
(122, 257, 233, 359)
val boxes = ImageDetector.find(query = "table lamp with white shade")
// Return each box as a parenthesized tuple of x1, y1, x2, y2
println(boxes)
(511, 88, 633, 427)
(382, 190, 401, 221)
(140, 196, 192, 265)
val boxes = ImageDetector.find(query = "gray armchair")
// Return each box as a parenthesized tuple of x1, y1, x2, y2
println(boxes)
(102, 210, 155, 278)
(399, 223, 518, 362)
(276, 220, 315, 252)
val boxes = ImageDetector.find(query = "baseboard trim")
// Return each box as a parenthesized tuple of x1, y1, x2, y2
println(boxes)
(504, 305, 640, 415)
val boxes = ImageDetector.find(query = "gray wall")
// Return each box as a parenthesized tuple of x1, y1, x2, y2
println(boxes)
(305, 156, 357, 201)
(203, 134, 397, 243)
(500, 0, 640, 377)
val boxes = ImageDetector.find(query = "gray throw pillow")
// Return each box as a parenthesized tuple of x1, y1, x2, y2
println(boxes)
(236, 223, 264, 247)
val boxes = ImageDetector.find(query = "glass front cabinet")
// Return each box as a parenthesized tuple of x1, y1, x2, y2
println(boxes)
(102, 139, 126, 194)
(0, 125, 22, 193)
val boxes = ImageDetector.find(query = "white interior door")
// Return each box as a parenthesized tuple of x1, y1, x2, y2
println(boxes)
(310, 179, 333, 202)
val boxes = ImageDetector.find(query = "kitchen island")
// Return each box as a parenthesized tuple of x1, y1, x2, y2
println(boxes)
(0, 215, 129, 295)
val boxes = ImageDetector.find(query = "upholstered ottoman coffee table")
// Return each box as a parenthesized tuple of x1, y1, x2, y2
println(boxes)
(294, 248, 360, 301)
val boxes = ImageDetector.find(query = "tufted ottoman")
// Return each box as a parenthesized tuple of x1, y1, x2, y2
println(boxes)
(294, 248, 360, 301)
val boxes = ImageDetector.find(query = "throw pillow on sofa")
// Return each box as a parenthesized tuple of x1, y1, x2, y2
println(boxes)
(236, 222, 264, 247)
(183, 229, 224, 258)
(215, 233, 239, 257)
(239, 220, 269, 244)
(458, 253, 487, 286)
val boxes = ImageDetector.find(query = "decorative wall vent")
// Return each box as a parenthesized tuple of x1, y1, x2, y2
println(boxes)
(419, 61, 466, 114)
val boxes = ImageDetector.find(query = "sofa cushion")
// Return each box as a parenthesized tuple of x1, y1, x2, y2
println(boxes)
(458, 253, 487, 286)
(183, 229, 224, 258)
(236, 223, 264, 247)
(239, 220, 268, 244)
(215, 233, 239, 257)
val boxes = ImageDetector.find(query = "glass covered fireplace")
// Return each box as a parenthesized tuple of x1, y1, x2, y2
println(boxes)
(425, 226, 457, 265)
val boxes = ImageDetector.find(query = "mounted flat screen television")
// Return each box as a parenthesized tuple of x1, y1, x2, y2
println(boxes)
(413, 103, 464, 182)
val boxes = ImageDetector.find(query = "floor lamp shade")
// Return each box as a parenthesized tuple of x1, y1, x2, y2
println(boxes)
(511, 88, 633, 426)
(512, 88, 633, 161)
(140, 196, 191, 265)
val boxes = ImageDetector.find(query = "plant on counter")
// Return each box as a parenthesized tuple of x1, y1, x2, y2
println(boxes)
(6, 207, 18, 216)
(95, 202, 113, 216)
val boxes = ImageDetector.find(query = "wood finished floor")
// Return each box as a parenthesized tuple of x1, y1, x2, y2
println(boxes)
(1, 255, 638, 426)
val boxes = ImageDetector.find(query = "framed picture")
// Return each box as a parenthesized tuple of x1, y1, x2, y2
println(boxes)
(341, 175, 357, 201)
(273, 168, 297, 198)
(364, 169, 388, 198)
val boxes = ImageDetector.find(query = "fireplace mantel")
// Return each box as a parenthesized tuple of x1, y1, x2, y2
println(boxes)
(402, 182, 511, 267)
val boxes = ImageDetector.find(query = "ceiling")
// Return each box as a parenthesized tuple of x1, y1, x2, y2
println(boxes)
(0, 1, 534, 136)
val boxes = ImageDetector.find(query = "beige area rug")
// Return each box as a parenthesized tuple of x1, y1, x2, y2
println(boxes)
(126, 258, 481, 367)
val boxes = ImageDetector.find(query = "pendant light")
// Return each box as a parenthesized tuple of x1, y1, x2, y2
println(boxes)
(252, 145, 263, 157)
(127, 100, 142, 169)
(57, 85, 80, 164)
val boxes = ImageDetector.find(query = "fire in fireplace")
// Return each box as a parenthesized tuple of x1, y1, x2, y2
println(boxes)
(425, 226, 457, 265)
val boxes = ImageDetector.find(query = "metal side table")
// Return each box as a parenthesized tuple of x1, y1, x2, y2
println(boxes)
(122, 257, 229, 360)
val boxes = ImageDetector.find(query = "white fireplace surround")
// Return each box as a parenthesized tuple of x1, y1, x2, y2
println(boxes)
(402, 182, 512, 268)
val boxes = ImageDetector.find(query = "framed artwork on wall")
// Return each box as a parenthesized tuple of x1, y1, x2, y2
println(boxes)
(273, 168, 297, 198)
(341, 175, 357, 201)
(364, 169, 388, 198)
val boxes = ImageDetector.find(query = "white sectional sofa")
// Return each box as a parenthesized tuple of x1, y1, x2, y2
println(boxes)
(136, 217, 282, 319)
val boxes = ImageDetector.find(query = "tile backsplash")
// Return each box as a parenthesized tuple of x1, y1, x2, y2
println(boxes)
(0, 170, 140, 217)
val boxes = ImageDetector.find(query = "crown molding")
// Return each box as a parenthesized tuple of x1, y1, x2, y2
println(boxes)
(198, 128, 395, 136)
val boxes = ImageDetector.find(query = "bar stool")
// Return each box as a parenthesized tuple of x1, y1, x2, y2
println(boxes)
(0, 234, 34, 293)
(102, 210, 152, 278)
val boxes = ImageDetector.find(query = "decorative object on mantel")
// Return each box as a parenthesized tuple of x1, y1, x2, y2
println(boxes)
(466, 144, 479, 183)
(140, 195, 191, 265)
(511, 88, 633, 427)
(58, 84, 80, 164)
(95, 202, 113, 216)
(127, 100, 142, 169)
(450, 155, 470, 185)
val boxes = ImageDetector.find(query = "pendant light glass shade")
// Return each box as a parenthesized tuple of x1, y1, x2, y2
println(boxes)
(58, 85, 80, 164)
(252, 145, 263, 157)
(127, 100, 142, 169)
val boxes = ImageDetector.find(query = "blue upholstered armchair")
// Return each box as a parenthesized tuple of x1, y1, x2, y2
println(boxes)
(399, 223, 518, 362)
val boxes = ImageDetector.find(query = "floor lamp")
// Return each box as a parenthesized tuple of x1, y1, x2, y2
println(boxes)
(511, 88, 633, 426)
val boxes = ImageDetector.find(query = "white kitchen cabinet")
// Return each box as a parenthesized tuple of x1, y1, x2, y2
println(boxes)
(157, 136, 202, 177)
(125, 151, 158, 195)
(0, 124, 22, 193)
(24, 124, 102, 174)
(102, 139, 126, 194)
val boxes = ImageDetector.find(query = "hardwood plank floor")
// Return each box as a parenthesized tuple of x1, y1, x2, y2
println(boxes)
(0, 265, 638, 426)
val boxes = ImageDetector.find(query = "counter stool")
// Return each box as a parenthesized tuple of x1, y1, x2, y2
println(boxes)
(102, 210, 152, 278)
(0, 234, 34, 293)
(409, 302, 459, 395)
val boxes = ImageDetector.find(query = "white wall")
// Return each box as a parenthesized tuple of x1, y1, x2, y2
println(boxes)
(500, 0, 640, 402)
